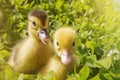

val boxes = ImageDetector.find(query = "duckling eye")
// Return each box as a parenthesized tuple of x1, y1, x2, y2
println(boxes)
(32, 21, 36, 26)
(72, 42, 75, 46)
(57, 42, 59, 46)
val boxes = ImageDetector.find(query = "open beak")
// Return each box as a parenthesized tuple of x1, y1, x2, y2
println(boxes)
(38, 29, 49, 44)
(61, 50, 72, 65)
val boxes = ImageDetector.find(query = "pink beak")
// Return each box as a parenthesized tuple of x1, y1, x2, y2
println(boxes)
(61, 50, 72, 65)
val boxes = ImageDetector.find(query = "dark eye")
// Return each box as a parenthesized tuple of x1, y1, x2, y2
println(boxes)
(57, 41, 59, 46)
(72, 42, 75, 46)
(32, 21, 36, 26)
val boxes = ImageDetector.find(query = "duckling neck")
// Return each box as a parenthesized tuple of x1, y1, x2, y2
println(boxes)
(29, 36, 43, 44)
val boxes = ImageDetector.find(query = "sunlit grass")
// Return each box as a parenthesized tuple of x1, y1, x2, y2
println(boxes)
(0, 0, 120, 80)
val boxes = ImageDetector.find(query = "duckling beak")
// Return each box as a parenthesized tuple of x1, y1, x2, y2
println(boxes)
(38, 29, 49, 44)
(61, 50, 71, 65)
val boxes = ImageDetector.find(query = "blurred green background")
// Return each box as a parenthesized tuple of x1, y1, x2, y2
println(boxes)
(0, 0, 120, 80)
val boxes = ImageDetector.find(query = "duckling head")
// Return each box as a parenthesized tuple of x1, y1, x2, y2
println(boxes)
(54, 27, 76, 65)
(28, 10, 49, 44)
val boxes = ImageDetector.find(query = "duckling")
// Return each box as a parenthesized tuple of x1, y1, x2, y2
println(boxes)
(8, 10, 53, 74)
(39, 27, 79, 80)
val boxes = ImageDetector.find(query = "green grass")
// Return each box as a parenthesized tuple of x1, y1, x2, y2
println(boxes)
(0, 0, 120, 80)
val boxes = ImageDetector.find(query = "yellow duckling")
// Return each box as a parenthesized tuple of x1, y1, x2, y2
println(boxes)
(39, 27, 79, 80)
(8, 10, 53, 74)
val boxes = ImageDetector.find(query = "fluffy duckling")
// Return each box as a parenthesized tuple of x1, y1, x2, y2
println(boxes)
(8, 10, 53, 74)
(39, 27, 78, 80)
